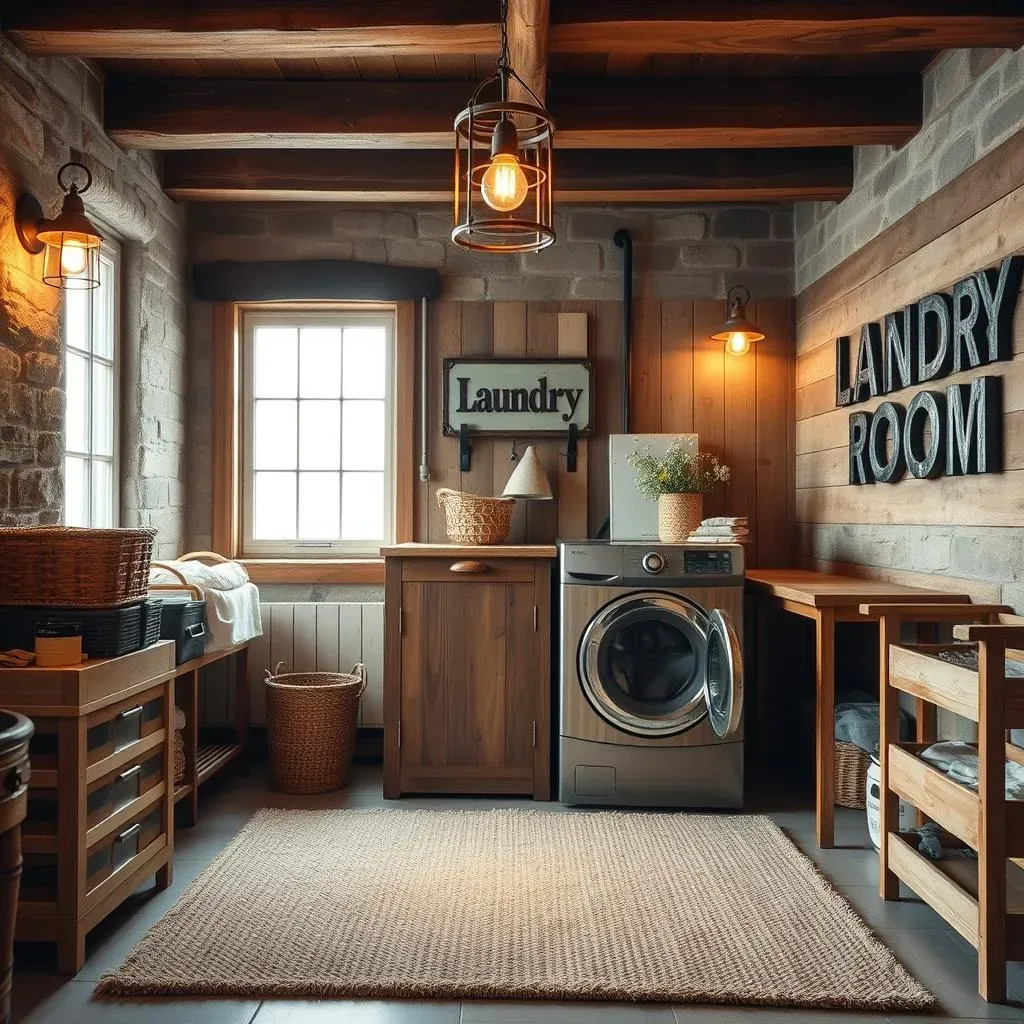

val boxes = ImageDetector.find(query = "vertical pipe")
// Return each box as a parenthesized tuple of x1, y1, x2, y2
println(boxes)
(613, 229, 633, 433)
(419, 298, 430, 482)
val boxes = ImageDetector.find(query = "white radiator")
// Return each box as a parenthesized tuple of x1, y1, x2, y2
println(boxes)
(247, 602, 385, 727)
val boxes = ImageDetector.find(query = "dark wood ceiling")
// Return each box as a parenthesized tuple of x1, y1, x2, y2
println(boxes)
(4, 1, 1024, 204)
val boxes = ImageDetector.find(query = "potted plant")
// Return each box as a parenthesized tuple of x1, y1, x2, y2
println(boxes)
(627, 441, 730, 543)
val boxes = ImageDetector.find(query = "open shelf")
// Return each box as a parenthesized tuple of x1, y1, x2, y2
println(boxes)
(196, 742, 243, 785)
(173, 782, 192, 805)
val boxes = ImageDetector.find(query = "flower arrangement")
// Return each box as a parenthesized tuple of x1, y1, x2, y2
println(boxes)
(627, 441, 730, 500)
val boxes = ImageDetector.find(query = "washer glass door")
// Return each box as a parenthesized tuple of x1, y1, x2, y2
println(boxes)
(703, 608, 744, 738)
(579, 591, 708, 737)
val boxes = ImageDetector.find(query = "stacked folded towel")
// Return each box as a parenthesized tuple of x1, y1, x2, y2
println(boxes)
(687, 516, 750, 544)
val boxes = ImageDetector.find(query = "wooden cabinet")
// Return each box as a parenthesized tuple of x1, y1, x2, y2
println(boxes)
(382, 545, 555, 799)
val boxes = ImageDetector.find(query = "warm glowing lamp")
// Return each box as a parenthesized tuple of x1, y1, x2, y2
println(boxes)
(710, 286, 765, 356)
(480, 120, 530, 213)
(16, 162, 103, 291)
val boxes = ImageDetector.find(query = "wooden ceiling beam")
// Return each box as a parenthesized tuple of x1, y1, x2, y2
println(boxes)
(550, 2, 1024, 55)
(106, 76, 920, 150)
(2, 1, 497, 58)
(506, 0, 550, 103)
(161, 147, 854, 203)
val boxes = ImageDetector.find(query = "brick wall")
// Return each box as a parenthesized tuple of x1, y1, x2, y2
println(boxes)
(186, 200, 794, 549)
(795, 47, 1024, 291)
(0, 39, 187, 557)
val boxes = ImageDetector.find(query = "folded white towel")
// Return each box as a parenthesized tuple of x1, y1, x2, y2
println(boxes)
(174, 706, 186, 731)
(700, 516, 747, 527)
(686, 536, 747, 545)
(150, 559, 249, 592)
(921, 740, 1024, 800)
(691, 525, 750, 537)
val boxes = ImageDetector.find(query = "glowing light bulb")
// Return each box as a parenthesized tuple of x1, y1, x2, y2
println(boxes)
(60, 240, 88, 277)
(726, 332, 751, 356)
(480, 153, 528, 212)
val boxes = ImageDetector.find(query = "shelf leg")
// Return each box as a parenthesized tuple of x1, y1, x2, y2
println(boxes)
(184, 669, 200, 828)
(814, 608, 835, 849)
(236, 646, 251, 774)
(878, 613, 900, 901)
(56, 926, 85, 976)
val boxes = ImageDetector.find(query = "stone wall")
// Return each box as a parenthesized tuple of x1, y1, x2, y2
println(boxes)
(186, 200, 794, 549)
(0, 38, 187, 557)
(795, 46, 1024, 291)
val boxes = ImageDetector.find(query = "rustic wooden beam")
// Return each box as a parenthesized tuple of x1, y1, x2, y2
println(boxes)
(506, 0, 550, 104)
(163, 148, 853, 203)
(2, 1, 497, 58)
(106, 76, 920, 150)
(550, 2, 1024, 55)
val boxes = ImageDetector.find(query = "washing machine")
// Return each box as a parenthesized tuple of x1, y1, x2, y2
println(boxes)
(559, 540, 745, 807)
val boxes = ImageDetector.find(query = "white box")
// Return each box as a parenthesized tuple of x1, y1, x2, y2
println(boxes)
(609, 434, 698, 541)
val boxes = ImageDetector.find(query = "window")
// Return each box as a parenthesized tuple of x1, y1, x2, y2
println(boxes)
(241, 309, 395, 557)
(63, 241, 120, 527)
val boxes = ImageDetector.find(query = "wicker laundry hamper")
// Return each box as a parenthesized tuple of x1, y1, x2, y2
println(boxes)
(264, 662, 367, 794)
(834, 740, 871, 809)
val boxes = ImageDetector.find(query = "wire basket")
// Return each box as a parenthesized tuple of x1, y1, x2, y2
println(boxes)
(835, 740, 871, 809)
(264, 662, 367, 794)
(436, 487, 515, 544)
(0, 527, 155, 607)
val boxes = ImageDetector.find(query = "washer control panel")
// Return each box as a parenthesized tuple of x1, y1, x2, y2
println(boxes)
(683, 549, 733, 576)
(641, 551, 665, 574)
(561, 541, 743, 584)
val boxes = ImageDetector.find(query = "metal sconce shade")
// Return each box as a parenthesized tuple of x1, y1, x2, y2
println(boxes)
(452, 0, 555, 254)
(710, 285, 765, 355)
(16, 162, 103, 290)
(502, 444, 553, 500)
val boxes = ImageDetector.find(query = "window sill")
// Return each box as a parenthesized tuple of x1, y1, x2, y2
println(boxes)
(241, 559, 385, 585)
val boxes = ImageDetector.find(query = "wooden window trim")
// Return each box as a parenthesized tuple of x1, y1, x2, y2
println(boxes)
(211, 299, 415, 582)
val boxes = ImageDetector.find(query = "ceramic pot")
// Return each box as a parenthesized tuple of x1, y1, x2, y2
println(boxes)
(657, 492, 703, 543)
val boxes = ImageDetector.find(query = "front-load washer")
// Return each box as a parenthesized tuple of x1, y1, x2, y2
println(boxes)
(559, 540, 745, 808)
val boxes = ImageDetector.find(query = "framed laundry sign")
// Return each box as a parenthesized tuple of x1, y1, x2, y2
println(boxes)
(442, 358, 594, 436)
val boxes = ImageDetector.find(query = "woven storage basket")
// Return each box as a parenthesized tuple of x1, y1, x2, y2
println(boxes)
(173, 729, 185, 785)
(436, 487, 515, 544)
(835, 740, 871, 809)
(265, 662, 366, 794)
(0, 527, 155, 607)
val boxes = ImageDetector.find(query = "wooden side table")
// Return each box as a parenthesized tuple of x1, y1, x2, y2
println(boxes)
(746, 570, 969, 848)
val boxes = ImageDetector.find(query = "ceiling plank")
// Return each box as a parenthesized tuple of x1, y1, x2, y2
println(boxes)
(2, 1, 497, 58)
(162, 147, 853, 203)
(106, 76, 920, 150)
(550, 2, 1024, 55)
(506, 0, 550, 103)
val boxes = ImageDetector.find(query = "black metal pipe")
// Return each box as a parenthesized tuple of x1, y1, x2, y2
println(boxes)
(613, 229, 633, 433)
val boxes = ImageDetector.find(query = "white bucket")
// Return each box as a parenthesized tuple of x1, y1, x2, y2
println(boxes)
(866, 756, 914, 849)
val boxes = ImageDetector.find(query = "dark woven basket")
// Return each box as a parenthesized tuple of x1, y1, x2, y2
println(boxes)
(264, 663, 366, 794)
(0, 527, 155, 608)
(835, 740, 871, 809)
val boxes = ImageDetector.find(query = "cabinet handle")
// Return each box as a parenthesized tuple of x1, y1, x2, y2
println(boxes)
(118, 764, 143, 782)
(118, 705, 144, 720)
(117, 822, 142, 843)
(449, 560, 488, 574)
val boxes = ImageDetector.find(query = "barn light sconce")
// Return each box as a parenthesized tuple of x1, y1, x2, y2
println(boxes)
(16, 162, 103, 290)
(710, 286, 765, 356)
(452, 0, 555, 254)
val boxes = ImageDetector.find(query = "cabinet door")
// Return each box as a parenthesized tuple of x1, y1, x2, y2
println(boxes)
(398, 578, 536, 793)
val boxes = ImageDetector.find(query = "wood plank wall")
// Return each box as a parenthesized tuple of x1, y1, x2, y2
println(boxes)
(413, 296, 795, 569)
(794, 130, 1024, 603)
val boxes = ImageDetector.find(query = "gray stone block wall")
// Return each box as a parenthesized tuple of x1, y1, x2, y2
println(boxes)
(795, 46, 1024, 292)
(0, 39, 188, 557)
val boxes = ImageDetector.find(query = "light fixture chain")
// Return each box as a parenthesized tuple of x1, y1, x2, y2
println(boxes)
(497, 0, 510, 71)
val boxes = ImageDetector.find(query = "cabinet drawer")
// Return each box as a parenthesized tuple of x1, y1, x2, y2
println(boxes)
(401, 558, 535, 583)
(86, 749, 164, 832)
(86, 687, 164, 768)
(85, 802, 163, 898)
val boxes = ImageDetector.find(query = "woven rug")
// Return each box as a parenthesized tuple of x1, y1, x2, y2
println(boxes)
(97, 808, 934, 1010)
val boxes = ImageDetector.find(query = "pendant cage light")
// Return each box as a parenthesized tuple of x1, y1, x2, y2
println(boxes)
(16, 162, 104, 291)
(452, 0, 555, 254)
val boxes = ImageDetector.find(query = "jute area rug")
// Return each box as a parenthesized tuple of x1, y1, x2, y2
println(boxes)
(97, 808, 934, 1010)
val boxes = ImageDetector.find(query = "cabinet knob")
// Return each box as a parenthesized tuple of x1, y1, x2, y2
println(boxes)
(449, 560, 489, 574)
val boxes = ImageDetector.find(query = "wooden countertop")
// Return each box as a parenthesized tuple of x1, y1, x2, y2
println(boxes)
(381, 543, 558, 559)
(745, 569, 969, 608)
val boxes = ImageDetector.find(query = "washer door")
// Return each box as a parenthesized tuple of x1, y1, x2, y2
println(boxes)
(703, 608, 744, 738)
(578, 591, 709, 737)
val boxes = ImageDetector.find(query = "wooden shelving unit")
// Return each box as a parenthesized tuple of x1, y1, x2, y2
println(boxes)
(871, 602, 1024, 1003)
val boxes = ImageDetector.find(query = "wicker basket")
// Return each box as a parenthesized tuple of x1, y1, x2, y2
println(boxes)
(0, 527, 155, 608)
(264, 662, 366, 794)
(173, 729, 185, 785)
(436, 487, 515, 545)
(835, 740, 871, 809)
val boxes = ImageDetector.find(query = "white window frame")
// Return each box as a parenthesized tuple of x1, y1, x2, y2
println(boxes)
(63, 239, 121, 528)
(240, 307, 396, 558)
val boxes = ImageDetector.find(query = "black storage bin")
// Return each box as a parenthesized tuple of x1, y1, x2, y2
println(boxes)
(159, 599, 207, 665)
(141, 599, 164, 649)
(0, 603, 146, 659)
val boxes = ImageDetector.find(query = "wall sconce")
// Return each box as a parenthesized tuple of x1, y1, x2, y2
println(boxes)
(502, 442, 554, 500)
(16, 162, 104, 290)
(710, 286, 765, 356)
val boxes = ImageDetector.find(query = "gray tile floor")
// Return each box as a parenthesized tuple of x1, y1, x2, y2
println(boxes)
(13, 764, 1024, 1024)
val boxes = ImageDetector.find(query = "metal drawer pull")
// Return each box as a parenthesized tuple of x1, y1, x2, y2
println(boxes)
(116, 822, 142, 843)
(118, 764, 142, 782)
(118, 705, 144, 720)
(449, 560, 488, 574)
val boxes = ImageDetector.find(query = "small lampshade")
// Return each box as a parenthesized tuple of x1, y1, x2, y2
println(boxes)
(502, 444, 553, 500)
